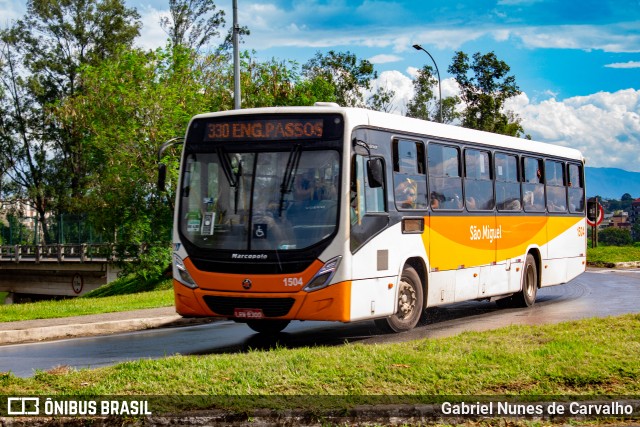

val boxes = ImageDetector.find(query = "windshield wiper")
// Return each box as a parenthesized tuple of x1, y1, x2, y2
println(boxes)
(278, 144, 302, 216)
(216, 147, 238, 188)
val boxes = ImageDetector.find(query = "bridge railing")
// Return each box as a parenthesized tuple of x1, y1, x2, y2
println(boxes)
(0, 244, 145, 263)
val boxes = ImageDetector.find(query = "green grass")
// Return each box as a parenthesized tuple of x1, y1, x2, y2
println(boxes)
(0, 289, 173, 322)
(587, 244, 640, 266)
(1, 314, 638, 411)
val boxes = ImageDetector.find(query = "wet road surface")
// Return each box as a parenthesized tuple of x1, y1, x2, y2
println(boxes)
(1, 269, 638, 377)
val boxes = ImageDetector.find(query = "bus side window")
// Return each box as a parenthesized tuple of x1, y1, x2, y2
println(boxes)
(464, 149, 494, 211)
(522, 157, 545, 212)
(568, 163, 585, 213)
(495, 152, 521, 211)
(393, 139, 427, 210)
(428, 143, 462, 210)
(545, 160, 567, 212)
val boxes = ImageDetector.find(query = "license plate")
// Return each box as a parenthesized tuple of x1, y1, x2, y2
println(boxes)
(234, 308, 264, 319)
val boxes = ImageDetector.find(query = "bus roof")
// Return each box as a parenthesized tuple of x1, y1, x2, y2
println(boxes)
(191, 105, 585, 163)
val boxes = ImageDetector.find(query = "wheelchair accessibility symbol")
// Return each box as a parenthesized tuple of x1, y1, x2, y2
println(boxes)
(253, 224, 267, 239)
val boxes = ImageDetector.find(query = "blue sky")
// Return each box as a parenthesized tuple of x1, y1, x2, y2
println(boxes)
(3, 0, 640, 172)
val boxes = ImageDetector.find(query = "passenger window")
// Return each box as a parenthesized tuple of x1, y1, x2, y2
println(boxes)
(545, 160, 567, 213)
(568, 163, 585, 213)
(428, 144, 462, 210)
(495, 153, 521, 211)
(522, 157, 545, 212)
(464, 149, 494, 211)
(393, 139, 427, 210)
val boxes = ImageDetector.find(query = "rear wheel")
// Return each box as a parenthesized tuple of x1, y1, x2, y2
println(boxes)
(246, 320, 290, 334)
(512, 254, 538, 307)
(375, 266, 424, 333)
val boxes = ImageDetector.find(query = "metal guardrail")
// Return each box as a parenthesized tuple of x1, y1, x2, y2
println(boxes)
(0, 244, 144, 263)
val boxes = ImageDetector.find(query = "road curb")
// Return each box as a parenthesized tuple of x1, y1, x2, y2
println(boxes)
(0, 316, 214, 345)
(587, 261, 640, 269)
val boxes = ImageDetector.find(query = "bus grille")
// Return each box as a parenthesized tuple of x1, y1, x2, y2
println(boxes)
(202, 296, 295, 317)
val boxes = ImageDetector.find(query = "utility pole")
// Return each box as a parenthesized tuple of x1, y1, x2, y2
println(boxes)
(233, 0, 241, 110)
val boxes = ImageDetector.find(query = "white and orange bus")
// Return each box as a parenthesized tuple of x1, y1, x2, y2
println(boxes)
(163, 103, 586, 334)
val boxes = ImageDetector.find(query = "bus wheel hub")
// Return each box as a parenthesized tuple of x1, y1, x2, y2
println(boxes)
(398, 281, 416, 317)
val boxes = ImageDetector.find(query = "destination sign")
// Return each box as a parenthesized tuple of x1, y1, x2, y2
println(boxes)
(204, 119, 324, 141)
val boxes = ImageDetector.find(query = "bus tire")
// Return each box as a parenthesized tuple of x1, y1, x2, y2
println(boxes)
(513, 254, 538, 307)
(375, 266, 423, 333)
(246, 320, 290, 334)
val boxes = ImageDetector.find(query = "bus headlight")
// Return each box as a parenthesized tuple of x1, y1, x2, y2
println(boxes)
(173, 254, 198, 289)
(303, 256, 342, 292)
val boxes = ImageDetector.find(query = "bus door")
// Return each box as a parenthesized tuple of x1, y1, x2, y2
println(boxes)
(495, 152, 524, 294)
(427, 143, 463, 304)
(461, 148, 496, 300)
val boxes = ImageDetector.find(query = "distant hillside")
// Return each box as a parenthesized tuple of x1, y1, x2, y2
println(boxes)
(585, 167, 640, 199)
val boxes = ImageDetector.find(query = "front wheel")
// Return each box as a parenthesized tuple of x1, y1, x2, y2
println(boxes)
(375, 266, 424, 333)
(246, 320, 290, 334)
(512, 254, 538, 307)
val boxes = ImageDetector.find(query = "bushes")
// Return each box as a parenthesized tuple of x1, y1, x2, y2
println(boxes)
(598, 227, 633, 246)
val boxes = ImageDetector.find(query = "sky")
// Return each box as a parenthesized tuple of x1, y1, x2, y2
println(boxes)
(3, 0, 640, 172)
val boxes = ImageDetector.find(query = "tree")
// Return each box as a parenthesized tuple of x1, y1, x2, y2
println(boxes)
(632, 223, 640, 243)
(302, 51, 377, 107)
(367, 86, 397, 113)
(56, 45, 211, 275)
(406, 64, 460, 123)
(598, 227, 632, 246)
(160, 0, 225, 53)
(0, 0, 140, 243)
(448, 51, 524, 136)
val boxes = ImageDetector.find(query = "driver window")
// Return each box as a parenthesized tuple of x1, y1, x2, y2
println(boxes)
(351, 155, 385, 225)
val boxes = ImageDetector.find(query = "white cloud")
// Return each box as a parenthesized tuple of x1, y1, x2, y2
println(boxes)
(369, 71, 640, 172)
(0, 0, 26, 27)
(136, 5, 171, 50)
(605, 61, 640, 69)
(512, 24, 640, 53)
(507, 89, 640, 172)
(369, 54, 402, 64)
(366, 70, 414, 114)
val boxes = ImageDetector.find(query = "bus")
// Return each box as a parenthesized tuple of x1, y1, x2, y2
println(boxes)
(159, 103, 586, 334)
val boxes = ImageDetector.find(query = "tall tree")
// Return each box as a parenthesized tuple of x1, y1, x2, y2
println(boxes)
(56, 45, 211, 273)
(160, 0, 225, 53)
(0, 0, 140, 242)
(448, 51, 524, 136)
(406, 64, 460, 124)
(367, 85, 397, 113)
(302, 51, 377, 107)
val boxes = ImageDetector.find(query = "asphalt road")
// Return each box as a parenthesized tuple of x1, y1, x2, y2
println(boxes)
(1, 269, 639, 378)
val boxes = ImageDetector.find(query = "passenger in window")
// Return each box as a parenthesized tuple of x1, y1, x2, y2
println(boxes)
(396, 178, 417, 209)
(430, 191, 444, 210)
(466, 196, 477, 210)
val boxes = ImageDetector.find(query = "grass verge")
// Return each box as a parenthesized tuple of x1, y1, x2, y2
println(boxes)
(587, 244, 640, 267)
(1, 314, 638, 412)
(0, 289, 173, 323)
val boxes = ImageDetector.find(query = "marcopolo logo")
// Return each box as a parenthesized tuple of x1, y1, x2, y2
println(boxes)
(231, 253, 268, 260)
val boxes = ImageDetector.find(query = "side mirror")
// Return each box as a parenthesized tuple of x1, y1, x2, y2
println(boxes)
(367, 158, 384, 188)
(157, 163, 167, 192)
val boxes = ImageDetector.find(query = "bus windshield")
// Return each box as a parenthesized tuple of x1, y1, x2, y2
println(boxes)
(178, 149, 340, 252)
